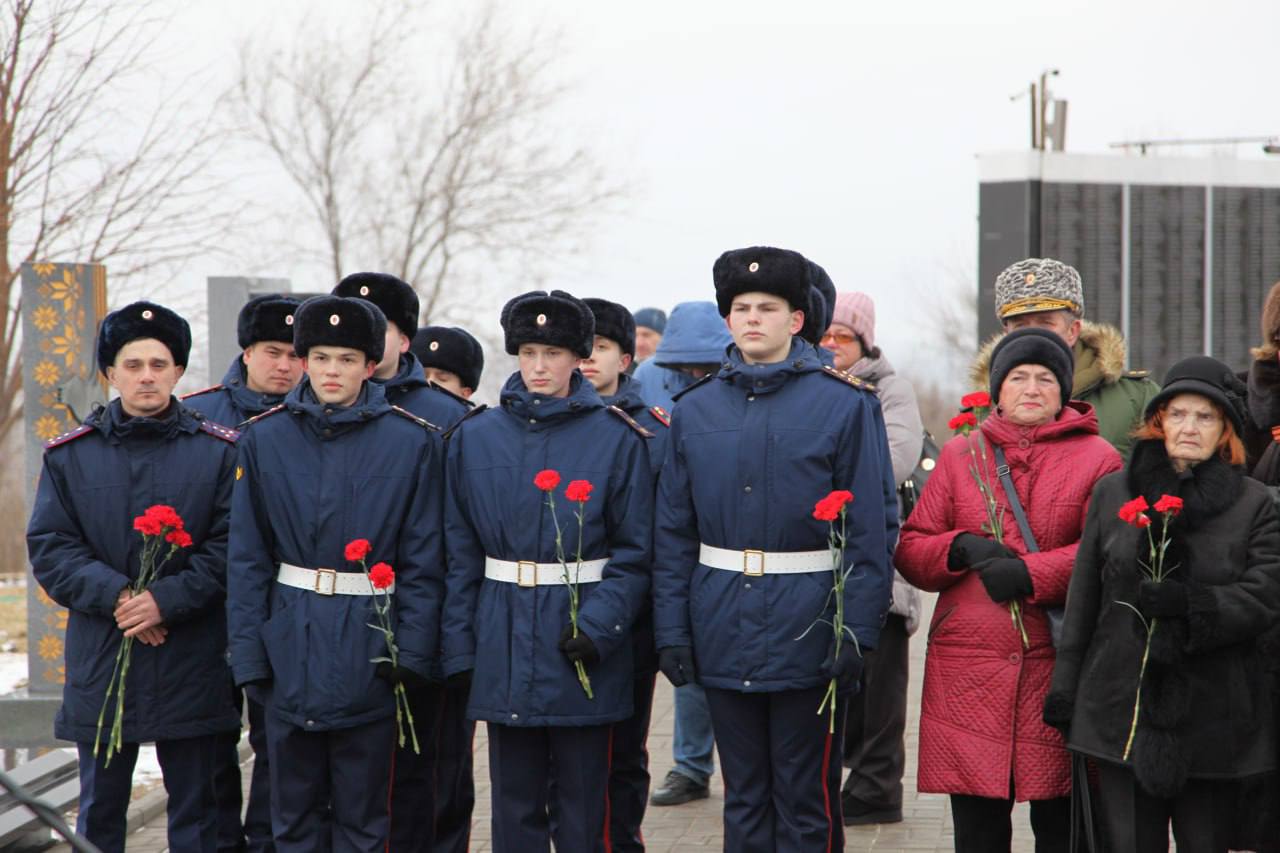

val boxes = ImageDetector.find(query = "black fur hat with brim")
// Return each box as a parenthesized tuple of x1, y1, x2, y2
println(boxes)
(238, 294, 302, 349)
(411, 325, 485, 390)
(500, 290, 595, 359)
(333, 272, 419, 339)
(293, 295, 387, 363)
(713, 246, 811, 317)
(96, 301, 192, 376)
(583, 297, 637, 358)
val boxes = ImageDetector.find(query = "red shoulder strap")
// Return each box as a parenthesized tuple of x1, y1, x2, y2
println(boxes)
(43, 424, 93, 450)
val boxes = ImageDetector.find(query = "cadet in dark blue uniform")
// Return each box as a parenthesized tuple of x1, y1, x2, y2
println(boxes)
(653, 248, 899, 852)
(442, 290, 654, 853)
(579, 297, 667, 851)
(27, 302, 240, 853)
(412, 324, 484, 403)
(183, 293, 301, 853)
(227, 295, 446, 853)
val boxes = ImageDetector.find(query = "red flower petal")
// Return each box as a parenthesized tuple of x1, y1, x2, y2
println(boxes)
(565, 480, 594, 503)
(344, 539, 372, 562)
(368, 562, 395, 590)
(534, 469, 561, 492)
(960, 391, 992, 410)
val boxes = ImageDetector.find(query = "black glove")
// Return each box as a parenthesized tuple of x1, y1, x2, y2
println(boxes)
(1042, 690, 1073, 735)
(558, 625, 600, 666)
(820, 641, 864, 694)
(375, 661, 435, 691)
(658, 645, 697, 687)
(445, 669, 473, 692)
(1138, 579, 1187, 620)
(973, 556, 1033, 603)
(948, 532, 1015, 570)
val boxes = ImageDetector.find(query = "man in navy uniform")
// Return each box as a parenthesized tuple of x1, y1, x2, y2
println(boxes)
(579, 297, 667, 850)
(442, 290, 654, 853)
(183, 293, 302, 853)
(412, 325, 484, 402)
(653, 247, 898, 851)
(227, 295, 445, 852)
(28, 301, 240, 853)
(333, 272, 466, 427)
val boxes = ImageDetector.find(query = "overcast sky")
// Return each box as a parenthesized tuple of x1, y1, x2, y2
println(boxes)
(163, 0, 1279, 388)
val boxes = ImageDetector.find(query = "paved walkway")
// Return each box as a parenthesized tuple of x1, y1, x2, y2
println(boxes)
(56, 592, 1039, 851)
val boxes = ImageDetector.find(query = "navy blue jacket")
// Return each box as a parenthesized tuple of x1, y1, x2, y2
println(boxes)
(442, 371, 654, 726)
(378, 352, 468, 429)
(653, 339, 898, 692)
(227, 378, 445, 731)
(181, 356, 290, 429)
(27, 399, 240, 743)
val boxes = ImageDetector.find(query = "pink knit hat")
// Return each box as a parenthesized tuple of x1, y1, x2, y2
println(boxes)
(832, 292, 875, 350)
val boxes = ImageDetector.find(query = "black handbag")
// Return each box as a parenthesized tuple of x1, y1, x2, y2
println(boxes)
(898, 430, 939, 520)
(992, 445, 1065, 647)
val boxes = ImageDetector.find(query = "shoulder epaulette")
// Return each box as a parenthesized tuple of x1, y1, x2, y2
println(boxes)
(608, 405, 655, 438)
(649, 405, 671, 428)
(428, 380, 477, 409)
(180, 384, 224, 400)
(199, 420, 240, 444)
(43, 423, 93, 450)
(820, 365, 877, 393)
(238, 404, 286, 431)
(670, 373, 715, 402)
(1123, 369, 1151, 379)
(440, 403, 489, 441)
(390, 404, 440, 431)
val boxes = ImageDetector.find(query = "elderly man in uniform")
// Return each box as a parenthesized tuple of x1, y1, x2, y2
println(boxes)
(227, 295, 446, 853)
(28, 301, 240, 853)
(412, 325, 485, 403)
(183, 293, 302, 853)
(442, 290, 654, 853)
(971, 258, 1158, 459)
(653, 247, 898, 851)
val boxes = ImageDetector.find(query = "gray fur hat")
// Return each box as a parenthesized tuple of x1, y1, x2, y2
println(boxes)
(994, 258, 1084, 321)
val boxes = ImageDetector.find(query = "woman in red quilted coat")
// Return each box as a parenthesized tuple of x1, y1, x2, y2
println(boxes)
(896, 328, 1121, 852)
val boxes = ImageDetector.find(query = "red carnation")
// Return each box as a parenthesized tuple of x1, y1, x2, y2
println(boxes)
(813, 491, 853, 522)
(1153, 494, 1184, 516)
(133, 515, 163, 536)
(534, 469, 561, 492)
(565, 480, 594, 503)
(345, 539, 372, 562)
(145, 505, 184, 530)
(960, 391, 992, 410)
(165, 529, 193, 548)
(1135, 514, 1152, 528)
(368, 562, 395, 590)
(1118, 496, 1150, 526)
(948, 412, 978, 433)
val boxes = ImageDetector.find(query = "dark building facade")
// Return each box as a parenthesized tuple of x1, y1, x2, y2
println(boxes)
(978, 152, 1280, 380)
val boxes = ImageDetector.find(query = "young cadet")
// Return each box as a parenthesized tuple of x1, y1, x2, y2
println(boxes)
(28, 301, 240, 853)
(412, 324, 485, 402)
(441, 290, 654, 853)
(227, 295, 445, 853)
(182, 292, 302, 853)
(579, 297, 667, 851)
(653, 247, 899, 851)
(333, 272, 467, 427)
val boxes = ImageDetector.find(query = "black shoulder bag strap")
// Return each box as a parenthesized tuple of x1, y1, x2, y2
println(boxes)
(993, 445, 1038, 552)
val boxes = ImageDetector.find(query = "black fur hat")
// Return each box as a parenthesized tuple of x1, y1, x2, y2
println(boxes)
(713, 246, 812, 317)
(500, 290, 595, 359)
(333, 272, 419, 340)
(293, 295, 387, 363)
(237, 294, 302, 349)
(96, 301, 192, 376)
(799, 261, 837, 345)
(582, 298, 637, 358)
(1146, 355, 1247, 435)
(989, 327, 1075, 409)
(411, 325, 485, 391)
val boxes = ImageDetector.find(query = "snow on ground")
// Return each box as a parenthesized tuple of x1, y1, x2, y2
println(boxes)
(0, 650, 26, 693)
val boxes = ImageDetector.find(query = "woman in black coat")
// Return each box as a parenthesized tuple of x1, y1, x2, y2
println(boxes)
(1044, 356, 1280, 852)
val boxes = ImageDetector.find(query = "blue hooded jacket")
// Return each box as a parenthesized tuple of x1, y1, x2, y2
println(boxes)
(653, 338, 898, 692)
(633, 301, 731, 411)
(227, 377, 445, 731)
(27, 398, 240, 742)
(442, 371, 654, 726)
(182, 356, 291, 429)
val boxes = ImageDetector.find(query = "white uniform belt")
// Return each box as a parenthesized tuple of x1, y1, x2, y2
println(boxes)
(484, 557, 608, 587)
(698, 544, 832, 576)
(276, 563, 393, 596)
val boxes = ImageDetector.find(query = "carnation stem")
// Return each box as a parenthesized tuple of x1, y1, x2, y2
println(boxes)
(1122, 618, 1156, 761)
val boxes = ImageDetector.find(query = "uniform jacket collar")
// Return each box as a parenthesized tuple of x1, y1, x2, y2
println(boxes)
(500, 370, 603, 427)
(285, 376, 390, 437)
(91, 397, 198, 443)
(602, 373, 647, 415)
(718, 337, 822, 395)
(375, 352, 429, 397)
(219, 356, 288, 417)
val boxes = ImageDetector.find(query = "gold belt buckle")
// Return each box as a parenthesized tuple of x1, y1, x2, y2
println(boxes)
(313, 567, 337, 595)
(517, 561, 538, 588)
(743, 549, 765, 577)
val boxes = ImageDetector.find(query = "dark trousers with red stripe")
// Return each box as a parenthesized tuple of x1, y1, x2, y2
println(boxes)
(608, 671, 657, 852)
(705, 685, 845, 853)
(389, 681, 476, 853)
(264, 714, 395, 853)
(488, 721, 613, 853)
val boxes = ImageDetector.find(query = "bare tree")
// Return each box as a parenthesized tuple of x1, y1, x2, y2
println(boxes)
(0, 0, 237, 445)
(231, 1, 621, 320)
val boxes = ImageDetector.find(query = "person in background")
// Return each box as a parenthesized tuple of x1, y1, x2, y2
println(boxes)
(411, 325, 484, 404)
(1241, 280, 1280, 472)
(633, 307, 666, 364)
(821, 290, 923, 826)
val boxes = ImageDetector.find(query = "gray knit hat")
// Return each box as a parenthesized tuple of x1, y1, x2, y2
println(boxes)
(994, 258, 1084, 321)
